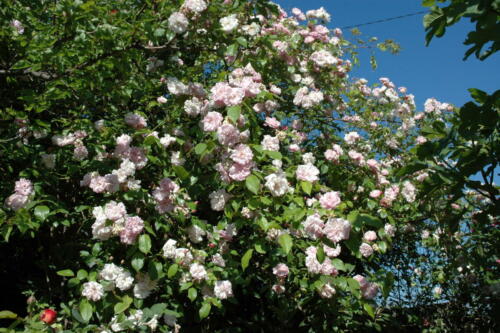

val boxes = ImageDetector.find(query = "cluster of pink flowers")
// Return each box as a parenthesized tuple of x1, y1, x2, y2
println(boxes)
(310, 49, 338, 68)
(324, 144, 343, 163)
(81, 172, 119, 194)
(302, 215, 352, 244)
(293, 86, 324, 109)
(113, 134, 148, 169)
(80, 135, 144, 194)
(4, 178, 34, 211)
(214, 280, 233, 299)
(344, 131, 361, 145)
(424, 98, 452, 114)
(305, 246, 338, 276)
(52, 130, 88, 161)
(152, 178, 180, 213)
(272, 263, 289, 294)
(124, 113, 147, 130)
(353, 275, 379, 299)
(210, 64, 263, 108)
(91, 201, 144, 244)
(10, 19, 24, 34)
(380, 184, 400, 207)
(298, 22, 331, 44)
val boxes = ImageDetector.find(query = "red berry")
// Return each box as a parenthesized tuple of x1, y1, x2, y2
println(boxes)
(40, 309, 57, 325)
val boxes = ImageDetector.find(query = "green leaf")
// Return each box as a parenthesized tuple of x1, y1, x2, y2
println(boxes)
(188, 287, 197, 302)
(265, 150, 282, 160)
(114, 295, 133, 314)
(301, 181, 312, 195)
(150, 303, 167, 315)
(57, 269, 75, 277)
(131, 255, 145, 271)
(236, 36, 248, 47)
(241, 249, 253, 271)
(331, 259, 345, 271)
(245, 175, 260, 195)
(34, 206, 50, 221)
(173, 165, 189, 180)
(79, 300, 93, 322)
(148, 262, 163, 280)
(199, 302, 211, 319)
(194, 143, 207, 155)
(278, 233, 293, 255)
(364, 303, 375, 319)
(348, 211, 383, 228)
(76, 269, 88, 280)
(138, 234, 151, 254)
(226, 43, 238, 56)
(180, 282, 193, 291)
(347, 278, 361, 297)
(168, 264, 179, 278)
(11, 60, 31, 70)
(468, 88, 488, 104)
(154, 28, 166, 37)
(143, 135, 159, 146)
(0, 311, 17, 319)
(254, 242, 266, 254)
(227, 105, 241, 123)
(316, 245, 325, 263)
(377, 241, 387, 253)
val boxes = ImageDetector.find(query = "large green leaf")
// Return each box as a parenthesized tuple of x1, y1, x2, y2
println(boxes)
(199, 302, 211, 319)
(138, 234, 152, 254)
(34, 206, 50, 221)
(241, 249, 253, 271)
(245, 175, 260, 195)
(278, 233, 293, 255)
(79, 300, 93, 322)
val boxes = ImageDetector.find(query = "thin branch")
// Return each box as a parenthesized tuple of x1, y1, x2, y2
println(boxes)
(0, 68, 54, 79)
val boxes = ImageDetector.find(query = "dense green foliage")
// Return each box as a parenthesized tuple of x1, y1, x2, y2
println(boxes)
(0, 0, 498, 332)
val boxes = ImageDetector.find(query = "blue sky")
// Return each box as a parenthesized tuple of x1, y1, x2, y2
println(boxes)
(275, 0, 500, 109)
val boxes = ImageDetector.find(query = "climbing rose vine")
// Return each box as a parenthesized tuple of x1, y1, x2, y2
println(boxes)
(0, 0, 457, 331)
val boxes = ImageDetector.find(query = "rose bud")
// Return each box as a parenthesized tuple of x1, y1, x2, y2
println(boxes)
(40, 309, 57, 325)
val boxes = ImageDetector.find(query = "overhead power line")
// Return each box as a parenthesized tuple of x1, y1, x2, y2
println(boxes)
(339, 10, 428, 30)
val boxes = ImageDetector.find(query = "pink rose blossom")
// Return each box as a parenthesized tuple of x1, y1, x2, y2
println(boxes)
(228, 162, 253, 181)
(14, 178, 33, 196)
(230, 144, 253, 165)
(303, 214, 325, 239)
(359, 243, 374, 257)
(272, 263, 289, 278)
(5, 193, 29, 211)
(272, 284, 286, 294)
(296, 164, 320, 182)
(363, 231, 377, 242)
(202, 112, 223, 132)
(124, 113, 147, 130)
(217, 123, 240, 146)
(265, 117, 281, 129)
(323, 218, 351, 243)
(120, 216, 144, 244)
(319, 191, 341, 209)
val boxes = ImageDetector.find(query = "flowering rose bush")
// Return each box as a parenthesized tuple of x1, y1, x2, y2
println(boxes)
(1, 0, 495, 331)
